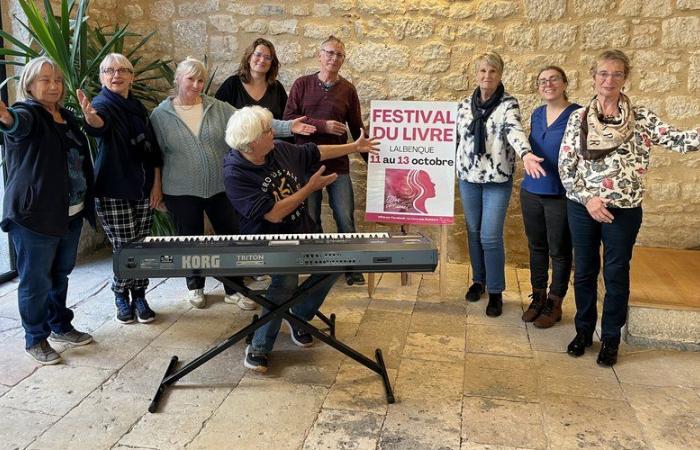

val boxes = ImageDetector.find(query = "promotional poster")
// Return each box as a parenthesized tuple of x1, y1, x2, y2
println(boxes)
(365, 100, 458, 225)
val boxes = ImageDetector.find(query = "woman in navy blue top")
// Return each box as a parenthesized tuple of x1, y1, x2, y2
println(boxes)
(520, 66, 580, 328)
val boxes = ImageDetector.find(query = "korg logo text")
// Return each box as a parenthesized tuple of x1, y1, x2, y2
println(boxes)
(182, 255, 221, 269)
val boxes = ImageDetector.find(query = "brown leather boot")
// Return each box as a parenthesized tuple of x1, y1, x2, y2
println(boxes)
(521, 288, 547, 322)
(533, 294, 563, 328)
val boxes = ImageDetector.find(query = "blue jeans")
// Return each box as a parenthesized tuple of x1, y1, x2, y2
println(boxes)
(567, 200, 642, 344)
(8, 216, 83, 348)
(307, 173, 356, 233)
(251, 273, 339, 355)
(459, 179, 513, 293)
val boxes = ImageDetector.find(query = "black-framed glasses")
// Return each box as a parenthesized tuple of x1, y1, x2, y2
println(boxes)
(252, 51, 273, 62)
(320, 49, 346, 60)
(536, 76, 563, 86)
(102, 67, 133, 76)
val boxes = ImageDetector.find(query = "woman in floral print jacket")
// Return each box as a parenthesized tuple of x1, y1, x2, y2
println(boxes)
(559, 49, 700, 367)
(456, 51, 545, 318)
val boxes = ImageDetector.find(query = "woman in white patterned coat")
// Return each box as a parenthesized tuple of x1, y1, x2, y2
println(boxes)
(559, 49, 700, 367)
(456, 51, 545, 317)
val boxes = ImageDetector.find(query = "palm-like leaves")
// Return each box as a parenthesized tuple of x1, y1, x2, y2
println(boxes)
(0, 0, 176, 235)
(0, 0, 173, 111)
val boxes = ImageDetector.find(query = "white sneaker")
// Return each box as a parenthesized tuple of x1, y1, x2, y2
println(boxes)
(185, 288, 206, 308)
(224, 292, 257, 311)
(253, 275, 270, 282)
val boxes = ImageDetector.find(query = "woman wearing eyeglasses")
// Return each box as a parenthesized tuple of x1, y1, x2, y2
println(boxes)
(560, 49, 699, 366)
(520, 66, 580, 329)
(79, 53, 163, 325)
(215, 38, 288, 121)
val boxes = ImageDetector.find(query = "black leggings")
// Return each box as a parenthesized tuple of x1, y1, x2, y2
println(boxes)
(520, 188, 572, 297)
(163, 192, 242, 295)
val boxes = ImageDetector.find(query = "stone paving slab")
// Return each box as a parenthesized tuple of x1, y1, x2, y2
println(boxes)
(466, 324, 532, 357)
(622, 383, 700, 449)
(349, 309, 412, 369)
(526, 318, 576, 353)
(369, 272, 421, 302)
(27, 386, 145, 449)
(302, 408, 384, 450)
(0, 364, 113, 416)
(614, 349, 700, 387)
(187, 377, 327, 450)
(402, 332, 465, 362)
(0, 337, 39, 386)
(461, 397, 547, 449)
(409, 301, 467, 337)
(461, 444, 537, 450)
(463, 353, 538, 402)
(379, 358, 463, 449)
(416, 277, 465, 303)
(541, 394, 649, 450)
(323, 361, 398, 416)
(0, 406, 60, 450)
(368, 298, 415, 314)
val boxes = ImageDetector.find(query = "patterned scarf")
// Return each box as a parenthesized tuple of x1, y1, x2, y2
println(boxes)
(579, 93, 635, 160)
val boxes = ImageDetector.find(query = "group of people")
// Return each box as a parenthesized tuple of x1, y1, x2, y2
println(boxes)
(457, 50, 699, 367)
(1, 36, 697, 372)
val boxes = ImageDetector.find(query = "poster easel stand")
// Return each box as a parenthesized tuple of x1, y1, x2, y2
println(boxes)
(367, 223, 448, 299)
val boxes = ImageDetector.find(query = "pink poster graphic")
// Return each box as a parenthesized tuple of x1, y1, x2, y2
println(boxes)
(366, 101, 458, 225)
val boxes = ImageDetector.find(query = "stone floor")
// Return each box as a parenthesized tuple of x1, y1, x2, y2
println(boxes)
(0, 248, 699, 450)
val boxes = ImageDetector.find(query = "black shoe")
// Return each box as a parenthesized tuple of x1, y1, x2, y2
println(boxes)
(244, 345, 268, 373)
(283, 318, 313, 347)
(485, 293, 503, 317)
(133, 297, 156, 323)
(465, 282, 485, 302)
(567, 331, 593, 357)
(597, 340, 619, 367)
(115, 292, 135, 324)
(345, 272, 366, 286)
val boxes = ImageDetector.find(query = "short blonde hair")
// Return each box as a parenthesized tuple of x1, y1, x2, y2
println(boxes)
(99, 53, 134, 74)
(173, 57, 208, 94)
(590, 49, 632, 78)
(16, 56, 65, 103)
(225, 106, 273, 153)
(474, 51, 504, 75)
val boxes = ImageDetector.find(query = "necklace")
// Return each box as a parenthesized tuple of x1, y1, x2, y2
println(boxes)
(174, 97, 201, 111)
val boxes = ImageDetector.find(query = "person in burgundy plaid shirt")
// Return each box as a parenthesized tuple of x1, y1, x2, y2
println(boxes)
(283, 35, 368, 286)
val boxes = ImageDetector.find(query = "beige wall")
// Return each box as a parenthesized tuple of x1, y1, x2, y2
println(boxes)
(6, 0, 700, 264)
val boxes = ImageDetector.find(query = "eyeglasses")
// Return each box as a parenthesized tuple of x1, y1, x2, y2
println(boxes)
(596, 71, 625, 80)
(320, 49, 346, 60)
(536, 76, 563, 86)
(102, 67, 133, 76)
(252, 51, 273, 62)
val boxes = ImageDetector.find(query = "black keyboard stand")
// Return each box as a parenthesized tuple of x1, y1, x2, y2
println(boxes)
(148, 274, 394, 413)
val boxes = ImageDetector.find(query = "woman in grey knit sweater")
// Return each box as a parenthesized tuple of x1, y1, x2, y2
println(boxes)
(150, 57, 314, 309)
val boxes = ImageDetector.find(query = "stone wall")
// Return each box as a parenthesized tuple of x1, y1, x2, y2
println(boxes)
(5, 0, 700, 264)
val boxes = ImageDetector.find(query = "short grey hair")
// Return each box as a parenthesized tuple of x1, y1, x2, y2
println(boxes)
(474, 51, 504, 75)
(16, 56, 65, 103)
(320, 35, 344, 50)
(99, 53, 134, 74)
(590, 49, 632, 78)
(225, 106, 273, 153)
(173, 57, 208, 93)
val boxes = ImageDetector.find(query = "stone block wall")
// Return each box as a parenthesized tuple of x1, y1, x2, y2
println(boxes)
(5, 0, 700, 264)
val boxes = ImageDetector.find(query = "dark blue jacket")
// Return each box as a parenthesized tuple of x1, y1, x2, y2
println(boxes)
(0, 100, 95, 236)
(85, 87, 163, 199)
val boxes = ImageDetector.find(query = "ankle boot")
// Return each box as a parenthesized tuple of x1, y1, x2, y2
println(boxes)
(533, 294, 563, 328)
(522, 288, 547, 322)
(597, 339, 619, 367)
(567, 330, 593, 357)
(485, 293, 503, 317)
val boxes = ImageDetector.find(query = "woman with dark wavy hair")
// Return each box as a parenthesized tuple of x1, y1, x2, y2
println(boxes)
(215, 38, 288, 120)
